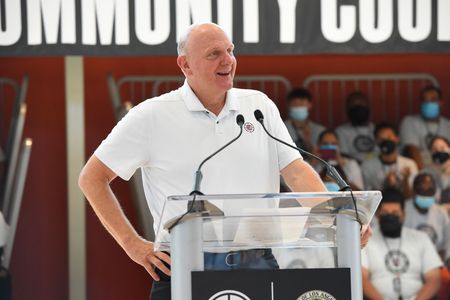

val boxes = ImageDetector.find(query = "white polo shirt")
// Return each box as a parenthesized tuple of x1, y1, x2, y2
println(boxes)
(95, 81, 301, 233)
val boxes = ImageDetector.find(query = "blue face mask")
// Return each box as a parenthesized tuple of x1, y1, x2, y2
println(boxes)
(324, 182, 340, 192)
(319, 144, 338, 151)
(289, 107, 309, 121)
(421, 102, 440, 119)
(415, 195, 435, 209)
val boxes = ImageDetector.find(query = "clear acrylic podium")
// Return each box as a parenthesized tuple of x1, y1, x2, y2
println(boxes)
(154, 191, 382, 300)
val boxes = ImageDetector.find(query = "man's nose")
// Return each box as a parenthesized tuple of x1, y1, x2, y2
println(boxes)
(222, 52, 234, 65)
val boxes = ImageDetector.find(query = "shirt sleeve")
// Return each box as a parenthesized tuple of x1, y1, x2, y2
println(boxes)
(420, 231, 444, 274)
(400, 116, 420, 147)
(264, 96, 302, 170)
(94, 102, 152, 181)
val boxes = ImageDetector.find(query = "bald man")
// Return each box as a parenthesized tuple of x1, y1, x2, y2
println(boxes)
(79, 23, 365, 299)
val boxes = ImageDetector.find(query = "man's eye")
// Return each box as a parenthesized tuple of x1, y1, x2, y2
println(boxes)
(208, 52, 218, 58)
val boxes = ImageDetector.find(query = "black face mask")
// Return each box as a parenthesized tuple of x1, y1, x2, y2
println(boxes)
(348, 105, 370, 126)
(379, 214, 402, 238)
(379, 140, 397, 155)
(432, 151, 450, 165)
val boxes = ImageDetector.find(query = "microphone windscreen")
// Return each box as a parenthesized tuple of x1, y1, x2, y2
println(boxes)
(236, 114, 245, 126)
(254, 109, 264, 122)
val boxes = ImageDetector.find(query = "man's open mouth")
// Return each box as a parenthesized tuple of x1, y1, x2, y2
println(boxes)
(217, 72, 230, 76)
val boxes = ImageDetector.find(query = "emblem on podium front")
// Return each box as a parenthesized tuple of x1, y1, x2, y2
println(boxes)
(297, 289, 336, 300)
(208, 289, 251, 300)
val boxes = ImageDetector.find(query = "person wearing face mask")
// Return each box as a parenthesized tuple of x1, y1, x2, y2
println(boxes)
(336, 91, 376, 164)
(362, 187, 442, 300)
(424, 136, 450, 195)
(284, 88, 325, 156)
(314, 129, 364, 190)
(400, 85, 450, 170)
(362, 122, 418, 199)
(404, 173, 450, 262)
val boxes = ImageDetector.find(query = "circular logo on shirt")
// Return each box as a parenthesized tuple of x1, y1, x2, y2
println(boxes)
(296, 290, 336, 300)
(385, 250, 409, 274)
(353, 135, 375, 152)
(208, 290, 251, 300)
(416, 224, 438, 244)
(244, 122, 255, 133)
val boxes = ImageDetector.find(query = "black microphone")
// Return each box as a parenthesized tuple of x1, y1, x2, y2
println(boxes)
(190, 113, 245, 196)
(253, 109, 350, 190)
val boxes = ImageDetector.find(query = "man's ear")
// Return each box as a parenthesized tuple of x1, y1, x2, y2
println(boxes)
(177, 56, 191, 76)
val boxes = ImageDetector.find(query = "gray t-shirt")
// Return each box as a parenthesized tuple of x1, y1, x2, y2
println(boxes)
(335, 122, 377, 163)
(362, 227, 442, 300)
(399, 115, 450, 166)
(361, 155, 418, 191)
(284, 119, 325, 152)
(404, 200, 450, 253)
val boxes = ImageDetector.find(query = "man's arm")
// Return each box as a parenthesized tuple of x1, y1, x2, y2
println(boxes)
(361, 268, 384, 300)
(78, 155, 170, 281)
(280, 159, 326, 192)
(415, 268, 441, 300)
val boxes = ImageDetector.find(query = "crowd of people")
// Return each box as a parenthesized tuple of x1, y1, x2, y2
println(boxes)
(284, 85, 450, 299)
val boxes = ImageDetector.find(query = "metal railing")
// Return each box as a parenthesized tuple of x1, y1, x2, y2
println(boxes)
(0, 76, 31, 270)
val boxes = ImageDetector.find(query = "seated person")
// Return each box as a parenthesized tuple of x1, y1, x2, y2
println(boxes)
(404, 173, 450, 259)
(336, 91, 376, 164)
(362, 122, 418, 198)
(314, 129, 363, 190)
(425, 136, 450, 194)
(400, 85, 450, 169)
(284, 88, 325, 155)
(362, 188, 442, 300)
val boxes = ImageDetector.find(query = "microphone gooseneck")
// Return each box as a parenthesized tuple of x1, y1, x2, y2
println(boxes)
(168, 113, 245, 232)
(253, 109, 362, 229)
(190, 114, 245, 195)
(253, 110, 350, 190)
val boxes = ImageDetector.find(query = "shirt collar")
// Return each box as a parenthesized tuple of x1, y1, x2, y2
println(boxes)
(180, 80, 239, 113)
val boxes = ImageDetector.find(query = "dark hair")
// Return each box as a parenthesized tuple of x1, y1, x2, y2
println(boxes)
(428, 135, 450, 151)
(413, 172, 436, 194)
(420, 85, 442, 101)
(286, 88, 312, 103)
(381, 187, 405, 210)
(318, 129, 339, 144)
(374, 122, 398, 138)
(346, 91, 368, 106)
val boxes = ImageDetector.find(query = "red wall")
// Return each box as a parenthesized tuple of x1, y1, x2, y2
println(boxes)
(0, 57, 68, 300)
(1, 53, 450, 300)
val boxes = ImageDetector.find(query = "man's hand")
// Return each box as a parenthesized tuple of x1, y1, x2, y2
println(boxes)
(360, 225, 372, 249)
(125, 237, 171, 281)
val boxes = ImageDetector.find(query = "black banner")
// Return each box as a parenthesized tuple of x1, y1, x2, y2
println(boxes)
(1, 0, 450, 56)
(192, 268, 351, 300)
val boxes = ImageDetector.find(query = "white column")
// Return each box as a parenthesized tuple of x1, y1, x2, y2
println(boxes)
(65, 56, 86, 300)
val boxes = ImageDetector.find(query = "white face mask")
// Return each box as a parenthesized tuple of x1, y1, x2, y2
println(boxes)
(289, 107, 309, 121)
